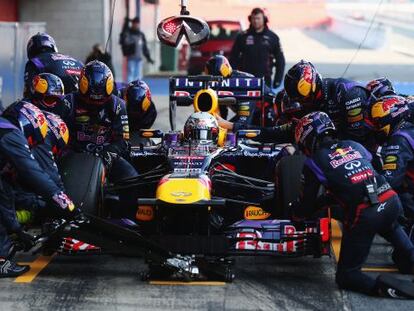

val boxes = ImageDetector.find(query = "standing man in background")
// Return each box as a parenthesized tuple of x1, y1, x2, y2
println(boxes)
(230, 8, 285, 89)
(120, 17, 154, 82)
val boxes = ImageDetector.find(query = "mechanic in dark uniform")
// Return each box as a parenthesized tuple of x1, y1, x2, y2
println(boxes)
(205, 55, 278, 126)
(230, 8, 285, 88)
(218, 60, 374, 144)
(0, 103, 75, 277)
(20, 73, 68, 188)
(293, 111, 414, 298)
(284, 60, 373, 144)
(24, 32, 83, 97)
(117, 79, 157, 144)
(365, 95, 414, 224)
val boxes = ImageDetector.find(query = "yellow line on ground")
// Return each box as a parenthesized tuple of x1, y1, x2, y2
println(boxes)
(361, 267, 398, 272)
(149, 280, 226, 286)
(14, 254, 55, 283)
(331, 219, 342, 263)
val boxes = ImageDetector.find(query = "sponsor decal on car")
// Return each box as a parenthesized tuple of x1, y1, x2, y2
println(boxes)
(136, 205, 154, 221)
(244, 206, 270, 220)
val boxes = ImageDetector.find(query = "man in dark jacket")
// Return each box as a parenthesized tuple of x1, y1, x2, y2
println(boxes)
(120, 17, 154, 82)
(230, 8, 285, 89)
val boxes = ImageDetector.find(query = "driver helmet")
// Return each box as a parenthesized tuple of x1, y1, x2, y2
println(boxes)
(183, 112, 219, 143)
(30, 73, 65, 109)
(204, 55, 233, 78)
(27, 32, 58, 59)
(295, 111, 336, 156)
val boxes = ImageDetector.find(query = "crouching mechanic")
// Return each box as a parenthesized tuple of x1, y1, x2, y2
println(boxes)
(365, 96, 414, 227)
(0, 102, 75, 277)
(293, 111, 414, 298)
(119, 80, 157, 144)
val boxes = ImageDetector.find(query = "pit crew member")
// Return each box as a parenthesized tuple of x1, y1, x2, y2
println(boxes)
(0, 103, 75, 277)
(24, 32, 83, 97)
(293, 111, 414, 298)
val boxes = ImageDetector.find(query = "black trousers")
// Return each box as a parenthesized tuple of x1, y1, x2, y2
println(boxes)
(336, 193, 414, 295)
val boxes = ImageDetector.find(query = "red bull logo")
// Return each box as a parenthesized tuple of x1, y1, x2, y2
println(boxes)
(297, 65, 314, 97)
(328, 147, 353, 160)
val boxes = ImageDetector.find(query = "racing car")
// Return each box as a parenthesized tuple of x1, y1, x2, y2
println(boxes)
(32, 76, 331, 282)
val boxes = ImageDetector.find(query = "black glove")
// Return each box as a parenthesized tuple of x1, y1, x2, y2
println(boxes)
(98, 151, 119, 169)
(148, 58, 155, 65)
(15, 231, 35, 252)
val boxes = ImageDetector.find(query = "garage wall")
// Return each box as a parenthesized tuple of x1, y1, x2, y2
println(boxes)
(18, 0, 107, 64)
(0, 0, 18, 22)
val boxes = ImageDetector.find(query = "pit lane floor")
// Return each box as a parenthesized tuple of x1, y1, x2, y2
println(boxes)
(1, 228, 413, 311)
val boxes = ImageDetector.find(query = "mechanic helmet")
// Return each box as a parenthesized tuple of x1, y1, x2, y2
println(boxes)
(284, 60, 322, 109)
(366, 77, 396, 99)
(2, 101, 48, 147)
(78, 60, 114, 105)
(365, 95, 409, 136)
(281, 92, 303, 119)
(43, 112, 69, 155)
(124, 80, 152, 129)
(295, 111, 336, 156)
(184, 112, 219, 143)
(27, 32, 58, 59)
(204, 55, 233, 78)
(30, 73, 65, 109)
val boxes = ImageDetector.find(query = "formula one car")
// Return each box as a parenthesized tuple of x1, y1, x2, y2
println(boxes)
(32, 76, 331, 282)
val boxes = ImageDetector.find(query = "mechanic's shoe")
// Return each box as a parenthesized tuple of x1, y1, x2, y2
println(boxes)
(0, 259, 30, 278)
(376, 274, 414, 299)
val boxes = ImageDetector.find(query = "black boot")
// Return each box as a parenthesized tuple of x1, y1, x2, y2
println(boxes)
(0, 259, 30, 278)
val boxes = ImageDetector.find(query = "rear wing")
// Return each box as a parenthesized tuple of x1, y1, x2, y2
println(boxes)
(169, 75, 264, 130)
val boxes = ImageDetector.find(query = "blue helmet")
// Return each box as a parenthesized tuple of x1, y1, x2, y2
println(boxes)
(27, 32, 58, 59)
(295, 111, 336, 155)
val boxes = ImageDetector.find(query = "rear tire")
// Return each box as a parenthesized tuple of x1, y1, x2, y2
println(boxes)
(275, 155, 306, 218)
(59, 152, 106, 215)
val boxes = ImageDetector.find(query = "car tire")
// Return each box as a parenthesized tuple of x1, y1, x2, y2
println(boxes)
(275, 155, 306, 218)
(59, 152, 106, 215)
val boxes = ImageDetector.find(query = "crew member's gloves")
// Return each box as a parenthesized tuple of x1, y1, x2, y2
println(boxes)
(17, 231, 35, 252)
(98, 151, 119, 169)
(10, 230, 35, 253)
(52, 191, 75, 212)
(148, 58, 155, 65)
